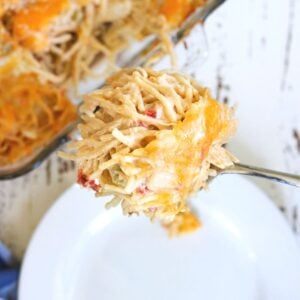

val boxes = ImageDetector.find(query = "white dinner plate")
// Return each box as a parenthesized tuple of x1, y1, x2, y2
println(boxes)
(19, 175, 300, 300)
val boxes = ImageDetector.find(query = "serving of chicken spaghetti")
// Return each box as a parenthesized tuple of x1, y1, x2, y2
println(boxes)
(60, 68, 237, 234)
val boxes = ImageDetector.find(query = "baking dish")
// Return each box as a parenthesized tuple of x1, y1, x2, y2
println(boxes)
(0, 0, 225, 179)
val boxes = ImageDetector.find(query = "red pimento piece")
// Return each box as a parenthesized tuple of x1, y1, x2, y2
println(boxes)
(88, 180, 101, 192)
(136, 184, 149, 195)
(77, 170, 88, 186)
(77, 170, 101, 192)
(145, 109, 157, 118)
(138, 109, 157, 127)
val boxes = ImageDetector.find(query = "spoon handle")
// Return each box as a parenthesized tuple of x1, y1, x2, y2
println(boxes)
(221, 163, 300, 187)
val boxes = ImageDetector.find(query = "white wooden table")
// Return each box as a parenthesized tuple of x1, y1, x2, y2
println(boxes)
(0, 0, 299, 259)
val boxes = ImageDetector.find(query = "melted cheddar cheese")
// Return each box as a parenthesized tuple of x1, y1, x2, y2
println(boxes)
(160, 0, 207, 26)
(12, 0, 69, 51)
(131, 95, 229, 216)
(164, 211, 201, 235)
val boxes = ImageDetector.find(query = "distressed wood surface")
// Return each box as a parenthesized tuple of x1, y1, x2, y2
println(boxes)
(196, 0, 300, 238)
(0, 0, 300, 259)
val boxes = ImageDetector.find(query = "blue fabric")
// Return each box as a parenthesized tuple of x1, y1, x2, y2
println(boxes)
(0, 243, 19, 300)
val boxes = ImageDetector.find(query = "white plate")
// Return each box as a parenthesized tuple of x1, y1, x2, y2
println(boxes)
(19, 175, 300, 300)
